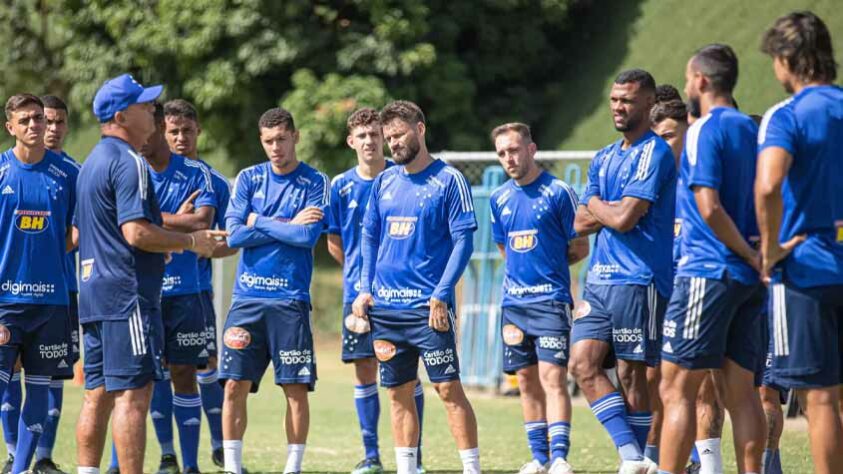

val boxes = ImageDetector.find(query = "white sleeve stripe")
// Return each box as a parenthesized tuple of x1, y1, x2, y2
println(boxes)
(127, 150, 147, 200)
(184, 160, 214, 192)
(559, 181, 578, 212)
(758, 98, 793, 145)
(62, 157, 80, 169)
(445, 167, 474, 212)
(320, 172, 330, 206)
(635, 140, 655, 180)
(684, 114, 712, 167)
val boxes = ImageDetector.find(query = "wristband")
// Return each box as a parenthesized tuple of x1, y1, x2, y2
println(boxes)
(189, 234, 196, 250)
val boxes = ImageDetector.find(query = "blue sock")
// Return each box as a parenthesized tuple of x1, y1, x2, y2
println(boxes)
(12, 375, 50, 473)
(414, 381, 424, 467)
(109, 442, 119, 469)
(690, 445, 700, 463)
(590, 392, 641, 461)
(763, 448, 782, 474)
(150, 378, 175, 456)
(628, 411, 652, 451)
(1, 373, 20, 456)
(644, 444, 659, 463)
(173, 393, 202, 470)
(354, 383, 380, 460)
(524, 421, 549, 465)
(197, 369, 224, 451)
(35, 380, 63, 461)
(549, 421, 571, 461)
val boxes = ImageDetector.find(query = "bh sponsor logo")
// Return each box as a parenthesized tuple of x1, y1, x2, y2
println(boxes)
(508, 230, 538, 253)
(39, 342, 68, 359)
(277, 349, 312, 365)
(176, 331, 205, 347)
(14, 210, 51, 234)
(1, 280, 56, 298)
(613, 327, 643, 344)
(239, 272, 288, 292)
(386, 216, 417, 240)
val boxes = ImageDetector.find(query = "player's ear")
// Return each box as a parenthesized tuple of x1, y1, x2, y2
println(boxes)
(527, 141, 538, 157)
(416, 121, 426, 137)
(293, 130, 300, 145)
(4, 120, 12, 137)
(346, 134, 355, 149)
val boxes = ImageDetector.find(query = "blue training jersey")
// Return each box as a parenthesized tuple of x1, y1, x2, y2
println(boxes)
(363, 159, 477, 309)
(758, 85, 843, 288)
(0, 149, 76, 305)
(197, 159, 231, 292)
(580, 131, 676, 296)
(61, 152, 81, 294)
(327, 163, 393, 304)
(148, 153, 216, 296)
(227, 161, 329, 300)
(76, 136, 165, 322)
(676, 107, 759, 284)
(490, 171, 579, 306)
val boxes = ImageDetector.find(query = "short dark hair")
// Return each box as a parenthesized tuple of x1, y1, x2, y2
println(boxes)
(164, 99, 198, 122)
(40, 95, 68, 113)
(347, 107, 381, 133)
(490, 122, 533, 143)
(650, 100, 688, 125)
(258, 107, 295, 131)
(614, 69, 656, 93)
(655, 84, 682, 104)
(5, 93, 43, 120)
(692, 44, 739, 93)
(379, 100, 425, 126)
(152, 101, 165, 124)
(761, 11, 837, 83)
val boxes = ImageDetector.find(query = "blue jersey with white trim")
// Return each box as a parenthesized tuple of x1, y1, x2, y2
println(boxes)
(363, 159, 477, 309)
(196, 159, 231, 292)
(758, 85, 843, 287)
(490, 171, 579, 306)
(227, 161, 329, 300)
(580, 131, 676, 296)
(148, 153, 216, 296)
(76, 136, 165, 322)
(676, 107, 759, 284)
(61, 152, 81, 293)
(0, 149, 76, 305)
(327, 163, 393, 304)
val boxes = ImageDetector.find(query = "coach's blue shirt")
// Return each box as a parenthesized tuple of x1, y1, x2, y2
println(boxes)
(580, 131, 676, 296)
(676, 107, 759, 285)
(758, 85, 843, 288)
(61, 152, 81, 294)
(363, 159, 477, 309)
(76, 136, 165, 322)
(226, 161, 328, 301)
(197, 159, 231, 292)
(327, 163, 393, 304)
(0, 149, 76, 305)
(490, 171, 579, 306)
(148, 153, 215, 296)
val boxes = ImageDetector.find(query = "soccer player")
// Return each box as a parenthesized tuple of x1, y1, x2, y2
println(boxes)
(489, 122, 588, 474)
(75, 74, 221, 474)
(352, 100, 480, 474)
(326, 107, 428, 474)
(570, 69, 675, 474)
(658, 44, 766, 474)
(756, 11, 843, 474)
(0, 93, 76, 474)
(164, 98, 235, 469)
(221, 107, 328, 474)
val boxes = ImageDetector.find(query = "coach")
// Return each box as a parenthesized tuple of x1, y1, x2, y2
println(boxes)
(74, 74, 222, 474)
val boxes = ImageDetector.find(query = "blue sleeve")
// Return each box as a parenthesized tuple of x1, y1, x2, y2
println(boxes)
(66, 167, 78, 232)
(445, 168, 477, 233)
(686, 120, 722, 190)
(225, 169, 273, 248)
(225, 217, 274, 248)
(115, 151, 158, 226)
(432, 228, 474, 302)
(214, 175, 231, 230)
(622, 141, 674, 202)
(253, 217, 322, 248)
(758, 103, 797, 156)
(326, 177, 342, 235)
(556, 181, 580, 240)
(192, 164, 217, 210)
(489, 196, 505, 245)
(579, 152, 602, 205)
(360, 176, 383, 295)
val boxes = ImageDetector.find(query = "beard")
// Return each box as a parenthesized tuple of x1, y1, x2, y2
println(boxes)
(391, 135, 421, 165)
(614, 113, 643, 132)
(687, 97, 702, 119)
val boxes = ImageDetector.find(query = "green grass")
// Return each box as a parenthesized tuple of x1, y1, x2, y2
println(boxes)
(46, 339, 813, 473)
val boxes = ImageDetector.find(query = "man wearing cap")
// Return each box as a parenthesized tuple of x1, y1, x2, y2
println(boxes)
(74, 74, 223, 474)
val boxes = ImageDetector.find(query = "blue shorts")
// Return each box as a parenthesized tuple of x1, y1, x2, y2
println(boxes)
(219, 298, 316, 392)
(501, 300, 572, 374)
(200, 290, 218, 358)
(572, 283, 665, 366)
(83, 306, 165, 392)
(0, 303, 72, 377)
(661, 276, 764, 371)
(53, 292, 81, 380)
(342, 304, 376, 362)
(162, 294, 209, 366)
(369, 307, 459, 388)
(768, 281, 843, 389)
(754, 299, 789, 399)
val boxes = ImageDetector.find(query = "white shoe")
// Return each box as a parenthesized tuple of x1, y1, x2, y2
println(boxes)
(617, 459, 652, 474)
(517, 460, 548, 474)
(547, 458, 574, 474)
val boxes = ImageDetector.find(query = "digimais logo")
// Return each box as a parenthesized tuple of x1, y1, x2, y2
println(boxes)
(508, 230, 538, 253)
(376, 287, 423, 301)
(239, 272, 288, 291)
(1, 280, 55, 297)
(14, 210, 51, 234)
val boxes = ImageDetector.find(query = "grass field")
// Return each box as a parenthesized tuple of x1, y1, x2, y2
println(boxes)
(44, 338, 814, 473)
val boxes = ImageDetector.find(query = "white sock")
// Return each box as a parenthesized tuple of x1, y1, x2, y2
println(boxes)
(695, 438, 723, 474)
(77, 468, 99, 474)
(459, 447, 480, 474)
(395, 447, 418, 474)
(284, 444, 306, 473)
(223, 439, 243, 474)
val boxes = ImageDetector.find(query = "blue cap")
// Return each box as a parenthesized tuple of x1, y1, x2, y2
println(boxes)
(92, 73, 163, 123)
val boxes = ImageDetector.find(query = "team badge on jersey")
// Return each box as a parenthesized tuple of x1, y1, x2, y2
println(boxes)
(80, 259, 94, 282)
(223, 326, 251, 349)
(373, 339, 396, 361)
(386, 216, 416, 240)
(14, 210, 50, 234)
(508, 230, 538, 253)
(502, 324, 525, 345)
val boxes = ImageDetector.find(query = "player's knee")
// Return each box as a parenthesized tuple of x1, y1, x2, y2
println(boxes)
(224, 379, 250, 402)
(169, 364, 198, 393)
(538, 367, 567, 396)
(433, 380, 467, 406)
(353, 358, 378, 384)
(567, 352, 595, 384)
